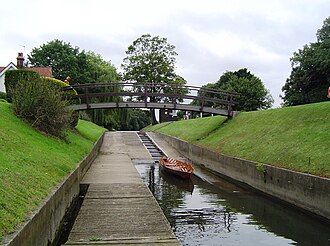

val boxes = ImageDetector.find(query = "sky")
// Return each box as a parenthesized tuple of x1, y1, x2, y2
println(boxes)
(1, 0, 329, 107)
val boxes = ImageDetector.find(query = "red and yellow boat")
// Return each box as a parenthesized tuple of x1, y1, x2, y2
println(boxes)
(159, 156, 194, 179)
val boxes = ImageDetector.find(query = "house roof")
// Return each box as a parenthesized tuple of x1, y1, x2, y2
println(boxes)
(0, 62, 17, 77)
(27, 67, 53, 77)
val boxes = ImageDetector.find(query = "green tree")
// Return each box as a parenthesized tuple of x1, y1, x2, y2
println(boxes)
(203, 68, 273, 111)
(85, 51, 120, 82)
(281, 17, 330, 106)
(122, 34, 183, 124)
(28, 39, 89, 83)
(126, 109, 151, 131)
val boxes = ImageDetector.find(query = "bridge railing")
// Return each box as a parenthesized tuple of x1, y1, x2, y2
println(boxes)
(63, 82, 239, 113)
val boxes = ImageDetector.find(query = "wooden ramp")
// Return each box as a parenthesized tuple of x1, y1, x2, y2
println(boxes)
(64, 132, 180, 245)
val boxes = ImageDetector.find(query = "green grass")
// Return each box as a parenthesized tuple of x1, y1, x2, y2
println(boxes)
(75, 119, 107, 142)
(145, 102, 330, 178)
(0, 101, 106, 241)
(146, 116, 227, 142)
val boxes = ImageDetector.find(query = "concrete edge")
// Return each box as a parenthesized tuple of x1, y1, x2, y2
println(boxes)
(151, 132, 330, 221)
(3, 132, 105, 246)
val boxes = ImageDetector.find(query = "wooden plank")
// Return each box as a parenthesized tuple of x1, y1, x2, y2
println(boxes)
(64, 132, 180, 246)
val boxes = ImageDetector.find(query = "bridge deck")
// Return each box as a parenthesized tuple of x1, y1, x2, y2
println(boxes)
(64, 132, 180, 245)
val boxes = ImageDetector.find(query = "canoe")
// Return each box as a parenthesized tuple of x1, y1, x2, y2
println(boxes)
(159, 156, 194, 179)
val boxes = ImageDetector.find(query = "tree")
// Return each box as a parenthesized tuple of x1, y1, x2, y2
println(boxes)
(28, 39, 89, 83)
(206, 68, 273, 111)
(85, 51, 120, 82)
(281, 16, 330, 106)
(28, 39, 130, 130)
(122, 34, 183, 124)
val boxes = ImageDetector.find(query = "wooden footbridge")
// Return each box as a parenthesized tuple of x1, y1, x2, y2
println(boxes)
(63, 82, 239, 117)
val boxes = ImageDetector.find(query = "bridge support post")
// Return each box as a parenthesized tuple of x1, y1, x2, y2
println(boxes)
(85, 88, 90, 109)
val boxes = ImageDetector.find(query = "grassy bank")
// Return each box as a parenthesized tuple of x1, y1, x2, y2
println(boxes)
(144, 116, 228, 142)
(0, 102, 106, 241)
(145, 102, 330, 178)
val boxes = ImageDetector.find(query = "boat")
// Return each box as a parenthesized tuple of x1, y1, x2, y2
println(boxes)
(159, 156, 194, 179)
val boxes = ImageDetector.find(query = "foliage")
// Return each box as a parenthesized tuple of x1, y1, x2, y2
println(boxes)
(200, 68, 273, 111)
(43, 77, 80, 127)
(0, 101, 105, 241)
(281, 16, 330, 106)
(255, 163, 266, 174)
(147, 101, 330, 177)
(316, 16, 330, 42)
(12, 77, 70, 138)
(0, 92, 6, 100)
(4, 69, 40, 102)
(122, 34, 177, 84)
(28, 39, 89, 83)
(125, 109, 151, 131)
(122, 34, 185, 124)
(86, 51, 121, 82)
(28, 39, 121, 85)
(28, 39, 127, 129)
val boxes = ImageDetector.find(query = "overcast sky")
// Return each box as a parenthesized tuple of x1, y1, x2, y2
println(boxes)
(1, 0, 329, 106)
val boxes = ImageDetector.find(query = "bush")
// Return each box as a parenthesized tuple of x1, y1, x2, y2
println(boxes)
(0, 91, 6, 100)
(42, 77, 80, 127)
(12, 77, 71, 138)
(4, 70, 40, 102)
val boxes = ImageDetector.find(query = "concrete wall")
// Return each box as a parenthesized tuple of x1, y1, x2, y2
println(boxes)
(3, 133, 104, 246)
(154, 132, 330, 221)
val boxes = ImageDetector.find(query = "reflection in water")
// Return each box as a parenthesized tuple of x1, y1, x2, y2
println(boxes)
(134, 161, 330, 246)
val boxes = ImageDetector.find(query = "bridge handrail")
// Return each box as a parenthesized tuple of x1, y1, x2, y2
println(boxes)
(67, 91, 238, 106)
(63, 82, 240, 97)
(62, 82, 240, 115)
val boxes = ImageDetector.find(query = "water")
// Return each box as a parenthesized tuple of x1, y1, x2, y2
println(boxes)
(134, 161, 330, 246)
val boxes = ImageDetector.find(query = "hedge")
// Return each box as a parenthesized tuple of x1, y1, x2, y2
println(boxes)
(4, 70, 40, 102)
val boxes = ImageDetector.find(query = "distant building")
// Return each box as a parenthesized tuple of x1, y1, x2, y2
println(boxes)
(0, 62, 16, 92)
(0, 52, 52, 92)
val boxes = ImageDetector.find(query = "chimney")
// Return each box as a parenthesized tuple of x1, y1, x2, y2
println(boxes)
(17, 52, 24, 68)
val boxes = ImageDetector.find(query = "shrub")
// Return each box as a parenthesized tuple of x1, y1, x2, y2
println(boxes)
(4, 70, 40, 102)
(0, 91, 6, 100)
(42, 77, 80, 127)
(12, 77, 71, 138)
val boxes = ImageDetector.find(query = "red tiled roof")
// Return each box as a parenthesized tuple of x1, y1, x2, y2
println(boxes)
(27, 67, 53, 77)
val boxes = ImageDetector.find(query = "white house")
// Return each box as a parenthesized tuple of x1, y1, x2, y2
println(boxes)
(0, 62, 17, 92)
(0, 53, 52, 93)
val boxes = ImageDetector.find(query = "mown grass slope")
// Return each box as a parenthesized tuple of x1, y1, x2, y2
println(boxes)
(145, 102, 330, 178)
(145, 116, 228, 142)
(0, 102, 106, 241)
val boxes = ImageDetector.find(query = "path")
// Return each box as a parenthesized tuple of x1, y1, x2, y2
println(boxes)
(64, 131, 180, 245)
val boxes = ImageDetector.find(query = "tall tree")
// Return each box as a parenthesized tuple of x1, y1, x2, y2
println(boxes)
(28, 40, 129, 130)
(281, 16, 330, 106)
(122, 34, 183, 124)
(28, 39, 89, 83)
(86, 51, 120, 82)
(208, 68, 273, 111)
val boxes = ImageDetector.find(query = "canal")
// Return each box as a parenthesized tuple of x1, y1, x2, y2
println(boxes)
(134, 160, 330, 246)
